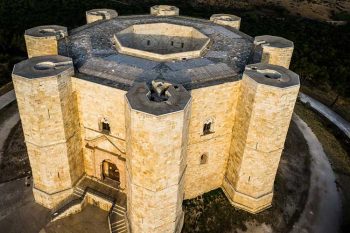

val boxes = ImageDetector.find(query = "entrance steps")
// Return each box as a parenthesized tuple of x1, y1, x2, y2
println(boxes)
(51, 176, 129, 232)
(109, 204, 128, 233)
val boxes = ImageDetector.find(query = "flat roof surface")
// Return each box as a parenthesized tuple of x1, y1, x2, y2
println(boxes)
(60, 15, 254, 90)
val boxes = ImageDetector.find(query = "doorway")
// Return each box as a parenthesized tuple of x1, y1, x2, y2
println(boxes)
(102, 160, 120, 183)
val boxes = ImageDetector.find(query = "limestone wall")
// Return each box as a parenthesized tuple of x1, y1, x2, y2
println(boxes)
(184, 81, 240, 199)
(24, 26, 67, 58)
(12, 57, 84, 208)
(72, 78, 127, 184)
(125, 98, 190, 233)
(210, 14, 241, 30)
(223, 69, 299, 213)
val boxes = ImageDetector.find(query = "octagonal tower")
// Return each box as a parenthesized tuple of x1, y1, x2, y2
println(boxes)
(223, 63, 300, 213)
(254, 35, 294, 69)
(25, 25, 67, 58)
(86, 9, 118, 24)
(12, 55, 83, 208)
(125, 81, 191, 233)
(150, 5, 179, 16)
(210, 14, 241, 30)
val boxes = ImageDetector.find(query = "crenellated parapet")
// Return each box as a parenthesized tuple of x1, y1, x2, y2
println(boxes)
(25, 25, 67, 58)
(85, 9, 118, 24)
(12, 55, 83, 208)
(125, 81, 191, 233)
(223, 63, 300, 213)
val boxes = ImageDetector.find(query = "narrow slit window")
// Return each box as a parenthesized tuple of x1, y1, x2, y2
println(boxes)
(200, 154, 208, 164)
(147, 40, 150, 46)
(181, 42, 184, 48)
(171, 41, 174, 46)
(203, 122, 212, 135)
(101, 118, 110, 134)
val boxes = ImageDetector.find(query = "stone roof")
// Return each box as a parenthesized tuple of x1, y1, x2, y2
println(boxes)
(59, 15, 254, 91)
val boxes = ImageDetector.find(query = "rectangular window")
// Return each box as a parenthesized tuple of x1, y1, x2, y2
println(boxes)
(203, 122, 211, 135)
(102, 122, 110, 134)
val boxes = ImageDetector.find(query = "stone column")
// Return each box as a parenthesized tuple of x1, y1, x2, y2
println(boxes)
(125, 81, 191, 233)
(150, 5, 179, 16)
(223, 63, 300, 213)
(24, 25, 67, 58)
(254, 35, 294, 69)
(210, 14, 241, 30)
(86, 9, 118, 24)
(12, 55, 84, 209)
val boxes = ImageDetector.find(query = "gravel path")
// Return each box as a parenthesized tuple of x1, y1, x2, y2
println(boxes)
(291, 114, 342, 233)
(299, 93, 350, 138)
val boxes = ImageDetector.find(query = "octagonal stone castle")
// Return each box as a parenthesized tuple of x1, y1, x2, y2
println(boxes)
(12, 5, 299, 233)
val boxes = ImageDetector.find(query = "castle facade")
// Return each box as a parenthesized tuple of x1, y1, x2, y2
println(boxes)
(12, 5, 299, 233)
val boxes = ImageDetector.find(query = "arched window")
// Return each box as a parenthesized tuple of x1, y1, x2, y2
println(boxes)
(100, 118, 110, 134)
(200, 153, 208, 165)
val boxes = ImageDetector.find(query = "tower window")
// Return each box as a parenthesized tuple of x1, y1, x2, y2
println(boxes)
(171, 41, 174, 46)
(100, 118, 110, 134)
(181, 42, 184, 48)
(200, 153, 208, 164)
(203, 122, 212, 135)
(147, 40, 150, 46)
(202, 118, 214, 135)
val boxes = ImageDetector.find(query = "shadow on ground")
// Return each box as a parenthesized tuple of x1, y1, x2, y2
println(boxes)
(182, 121, 311, 233)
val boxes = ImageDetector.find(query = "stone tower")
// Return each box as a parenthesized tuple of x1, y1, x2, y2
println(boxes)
(210, 14, 241, 30)
(86, 9, 118, 24)
(254, 35, 294, 68)
(24, 25, 67, 58)
(150, 5, 179, 16)
(223, 63, 300, 213)
(12, 55, 84, 208)
(125, 81, 191, 233)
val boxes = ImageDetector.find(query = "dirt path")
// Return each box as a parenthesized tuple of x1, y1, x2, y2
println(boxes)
(0, 103, 20, 165)
(299, 93, 350, 138)
(291, 114, 342, 233)
(0, 90, 16, 110)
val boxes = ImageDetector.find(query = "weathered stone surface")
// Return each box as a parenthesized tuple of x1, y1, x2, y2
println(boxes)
(125, 84, 191, 232)
(25, 25, 67, 58)
(13, 10, 301, 232)
(254, 35, 294, 68)
(223, 63, 299, 213)
(150, 5, 179, 16)
(12, 55, 83, 208)
(86, 9, 118, 24)
(210, 14, 241, 30)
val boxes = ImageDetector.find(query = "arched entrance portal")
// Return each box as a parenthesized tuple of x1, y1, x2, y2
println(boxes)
(102, 160, 120, 183)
